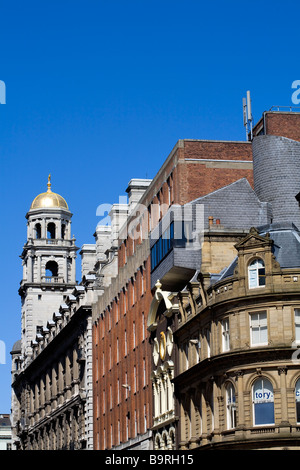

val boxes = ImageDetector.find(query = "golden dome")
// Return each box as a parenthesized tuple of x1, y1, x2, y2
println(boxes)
(30, 175, 69, 211)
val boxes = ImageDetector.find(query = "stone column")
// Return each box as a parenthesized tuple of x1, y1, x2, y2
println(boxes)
(278, 367, 289, 426)
(189, 389, 198, 449)
(64, 256, 68, 283)
(37, 255, 41, 282)
(42, 219, 47, 239)
(236, 370, 245, 431)
(178, 395, 188, 449)
(51, 366, 58, 410)
(34, 383, 39, 422)
(212, 380, 220, 439)
(27, 252, 33, 283)
(65, 353, 72, 400)
(58, 360, 64, 405)
(40, 376, 45, 418)
(45, 371, 51, 415)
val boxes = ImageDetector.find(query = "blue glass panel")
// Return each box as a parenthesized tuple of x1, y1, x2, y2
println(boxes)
(254, 402, 274, 425)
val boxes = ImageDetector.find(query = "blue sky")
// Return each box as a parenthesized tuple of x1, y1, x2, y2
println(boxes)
(0, 0, 299, 412)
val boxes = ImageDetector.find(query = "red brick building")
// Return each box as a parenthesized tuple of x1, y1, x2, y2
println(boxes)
(252, 109, 300, 142)
(92, 138, 254, 449)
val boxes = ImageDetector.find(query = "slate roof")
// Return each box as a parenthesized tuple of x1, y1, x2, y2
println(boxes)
(258, 222, 300, 268)
(189, 178, 271, 230)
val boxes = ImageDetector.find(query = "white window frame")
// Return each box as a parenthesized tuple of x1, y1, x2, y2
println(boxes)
(295, 309, 300, 343)
(226, 383, 236, 429)
(250, 311, 268, 346)
(222, 318, 230, 352)
(248, 258, 266, 289)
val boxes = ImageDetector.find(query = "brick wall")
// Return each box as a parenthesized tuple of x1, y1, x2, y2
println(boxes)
(253, 112, 300, 142)
(265, 112, 300, 142)
(93, 258, 153, 449)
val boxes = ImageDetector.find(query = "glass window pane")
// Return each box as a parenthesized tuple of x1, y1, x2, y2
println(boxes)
(254, 402, 274, 425)
(249, 259, 265, 288)
(295, 379, 300, 423)
(252, 327, 260, 344)
(259, 312, 267, 326)
(251, 312, 267, 345)
(258, 268, 266, 286)
(249, 269, 258, 288)
(295, 310, 300, 342)
(260, 325, 268, 343)
(297, 402, 300, 423)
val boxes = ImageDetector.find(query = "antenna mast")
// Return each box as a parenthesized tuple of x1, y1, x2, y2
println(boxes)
(243, 90, 253, 141)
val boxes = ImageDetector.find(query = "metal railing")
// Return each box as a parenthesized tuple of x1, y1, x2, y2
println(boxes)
(269, 105, 300, 112)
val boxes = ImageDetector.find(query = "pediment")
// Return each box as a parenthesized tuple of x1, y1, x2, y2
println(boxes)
(235, 227, 273, 251)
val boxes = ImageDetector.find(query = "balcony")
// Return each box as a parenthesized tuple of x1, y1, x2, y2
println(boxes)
(150, 221, 200, 291)
(41, 276, 64, 284)
(27, 238, 75, 247)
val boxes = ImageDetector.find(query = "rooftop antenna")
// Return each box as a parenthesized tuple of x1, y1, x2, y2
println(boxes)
(243, 90, 253, 141)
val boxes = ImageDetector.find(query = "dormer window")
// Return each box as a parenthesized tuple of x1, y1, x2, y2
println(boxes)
(248, 258, 265, 289)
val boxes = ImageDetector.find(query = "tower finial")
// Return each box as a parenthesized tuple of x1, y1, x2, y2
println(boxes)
(47, 174, 51, 192)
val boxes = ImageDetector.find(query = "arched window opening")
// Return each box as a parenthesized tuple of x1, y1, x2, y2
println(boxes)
(169, 428, 175, 449)
(162, 432, 168, 450)
(35, 223, 41, 239)
(226, 383, 236, 429)
(61, 223, 66, 239)
(295, 378, 300, 423)
(45, 261, 58, 278)
(47, 222, 56, 239)
(252, 377, 274, 426)
(248, 258, 265, 289)
(154, 434, 161, 450)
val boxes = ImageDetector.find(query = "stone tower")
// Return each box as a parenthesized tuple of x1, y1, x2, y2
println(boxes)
(19, 175, 78, 363)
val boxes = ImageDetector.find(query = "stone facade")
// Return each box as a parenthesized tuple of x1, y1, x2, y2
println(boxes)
(172, 226, 300, 449)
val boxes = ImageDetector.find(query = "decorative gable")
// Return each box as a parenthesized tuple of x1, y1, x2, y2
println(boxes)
(234, 227, 273, 252)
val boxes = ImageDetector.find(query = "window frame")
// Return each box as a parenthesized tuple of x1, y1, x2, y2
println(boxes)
(295, 308, 300, 344)
(222, 318, 230, 352)
(295, 378, 300, 424)
(226, 383, 236, 429)
(250, 310, 268, 347)
(248, 258, 266, 289)
(252, 377, 274, 426)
